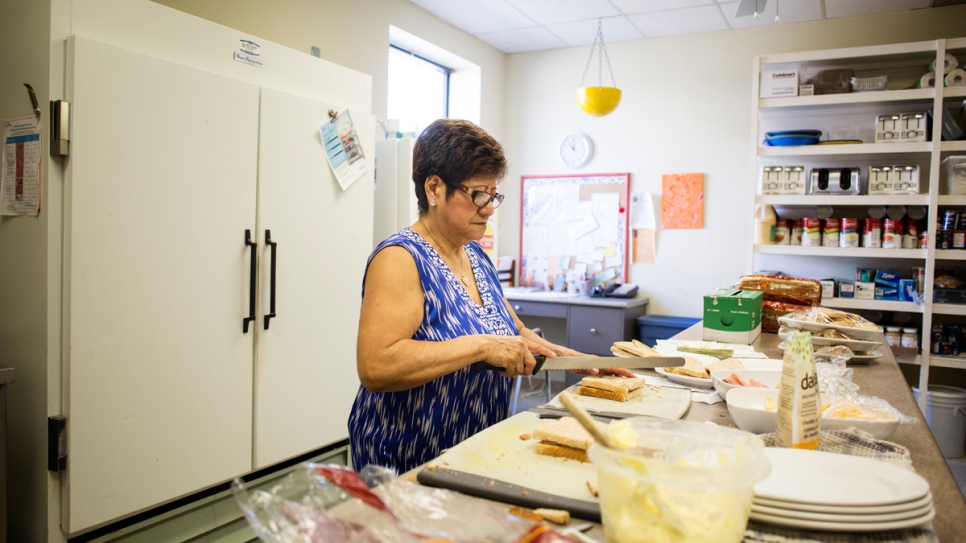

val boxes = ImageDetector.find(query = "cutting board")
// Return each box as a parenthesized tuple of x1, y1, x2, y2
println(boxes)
(546, 384, 691, 419)
(418, 412, 600, 515)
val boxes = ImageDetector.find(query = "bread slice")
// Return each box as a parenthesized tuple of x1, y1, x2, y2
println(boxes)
(509, 506, 543, 522)
(705, 358, 746, 373)
(533, 508, 570, 524)
(534, 441, 590, 462)
(611, 340, 661, 358)
(577, 385, 644, 402)
(532, 416, 595, 450)
(581, 375, 645, 393)
(662, 356, 710, 379)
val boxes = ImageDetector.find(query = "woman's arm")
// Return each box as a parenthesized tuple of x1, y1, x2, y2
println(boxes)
(357, 247, 555, 392)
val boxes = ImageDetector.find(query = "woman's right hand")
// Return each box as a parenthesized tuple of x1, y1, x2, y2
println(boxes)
(482, 335, 556, 378)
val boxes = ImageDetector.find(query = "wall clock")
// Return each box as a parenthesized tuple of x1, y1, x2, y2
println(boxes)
(559, 132, 593, 168)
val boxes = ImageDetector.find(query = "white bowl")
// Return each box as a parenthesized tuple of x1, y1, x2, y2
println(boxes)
(711, 370, 781, 400)
(725, 388, 900, 440)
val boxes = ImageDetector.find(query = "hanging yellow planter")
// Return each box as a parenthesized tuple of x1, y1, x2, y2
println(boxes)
(577, 19, 621, 117)
(576, 86, 621, 117)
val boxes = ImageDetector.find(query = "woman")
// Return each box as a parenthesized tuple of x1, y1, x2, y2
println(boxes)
(348, 119, 628, 474)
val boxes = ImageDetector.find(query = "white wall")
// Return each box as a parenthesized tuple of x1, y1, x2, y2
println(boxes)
(501, 7, 966, 317)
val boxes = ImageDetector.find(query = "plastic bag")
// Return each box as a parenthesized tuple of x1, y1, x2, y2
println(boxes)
(233, 463, 577, 543)
(814, 346, 858, 396)
(935, 275, 963, 289)
(822, 394, 918, 424)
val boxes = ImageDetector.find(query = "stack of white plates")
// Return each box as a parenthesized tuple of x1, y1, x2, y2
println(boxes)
(752, 448, 935, 531)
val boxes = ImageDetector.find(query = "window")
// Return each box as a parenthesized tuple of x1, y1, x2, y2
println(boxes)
(387, 44, 451, 136)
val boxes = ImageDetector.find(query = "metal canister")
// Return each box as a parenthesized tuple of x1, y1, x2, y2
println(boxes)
(883, 218, 901, 248)
(943, 210, 959, 230)
(920, 230, 929, 249)
(862, 218, 882, 248)
(822, 218, 840, 247)
(840, 218, 860, 248)
(791, 219, 804, 245)
(802, 217, 822, 247)
(903, 220, 919, 249)
(932, 324, 944, 354)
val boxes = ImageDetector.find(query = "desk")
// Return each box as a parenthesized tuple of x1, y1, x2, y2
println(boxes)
(503, 289, 648, 357)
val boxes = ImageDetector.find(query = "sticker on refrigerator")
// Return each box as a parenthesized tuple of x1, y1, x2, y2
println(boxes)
(320, 109, 367, 191)
(233, 39, 265, 68)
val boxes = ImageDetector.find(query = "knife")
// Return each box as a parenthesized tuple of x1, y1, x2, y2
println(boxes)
(471, 354, 685, 374)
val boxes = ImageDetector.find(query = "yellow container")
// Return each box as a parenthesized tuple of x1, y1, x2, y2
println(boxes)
(588, 419, 769, 543)
(576, 86, 621, 116)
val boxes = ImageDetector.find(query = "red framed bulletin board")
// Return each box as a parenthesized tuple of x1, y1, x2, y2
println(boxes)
(518, 173, 630, 289)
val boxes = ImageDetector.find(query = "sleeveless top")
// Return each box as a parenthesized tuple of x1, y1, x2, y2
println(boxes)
(348, 228, 518, 474)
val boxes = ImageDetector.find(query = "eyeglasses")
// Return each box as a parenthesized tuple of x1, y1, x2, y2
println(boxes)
(458, 185, 505, 209)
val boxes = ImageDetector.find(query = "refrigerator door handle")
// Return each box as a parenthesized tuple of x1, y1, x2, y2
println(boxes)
(264, 229, 277, 330)
(244, 229, 256, 333)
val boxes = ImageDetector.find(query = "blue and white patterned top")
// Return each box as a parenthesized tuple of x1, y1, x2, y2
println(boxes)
(348, 228, 518, 474)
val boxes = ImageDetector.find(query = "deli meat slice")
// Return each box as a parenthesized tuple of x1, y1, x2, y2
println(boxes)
(723, 373, 767, 387)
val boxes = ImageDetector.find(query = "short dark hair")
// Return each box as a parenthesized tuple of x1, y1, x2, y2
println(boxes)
(412, 119, 507, 215)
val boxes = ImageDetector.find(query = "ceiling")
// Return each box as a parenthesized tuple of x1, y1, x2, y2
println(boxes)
(405, 0, 958, 54)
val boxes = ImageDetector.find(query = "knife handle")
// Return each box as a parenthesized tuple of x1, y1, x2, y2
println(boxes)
(471, 355, 546, 374)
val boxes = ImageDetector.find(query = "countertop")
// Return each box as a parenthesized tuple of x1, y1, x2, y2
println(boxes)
(502, 288, 649, 308)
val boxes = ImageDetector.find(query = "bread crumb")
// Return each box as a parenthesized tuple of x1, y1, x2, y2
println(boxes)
(586, 478, 599, 497)
(719, 414, 725, 417)
(522, 490, 530, 496)
(426, 464, 438, 470)
(509, 506, 542, 522)
(534, 508, 570, 525)
(443, 461, 450, 466)
(488, 481, 495, 487)
(406, 474, 416, 482)
(520, 433, 532, 440)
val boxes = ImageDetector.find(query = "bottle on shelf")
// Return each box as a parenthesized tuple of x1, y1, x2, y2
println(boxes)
(755, 204, 777, 245)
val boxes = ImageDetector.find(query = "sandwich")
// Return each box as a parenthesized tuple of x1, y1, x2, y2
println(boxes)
(661, 355, 710, 379)
(705, 358, 746, 373)
(611, 339, 661, 358)
(532, 416, 599, 463)
(578, 375, 646, 402)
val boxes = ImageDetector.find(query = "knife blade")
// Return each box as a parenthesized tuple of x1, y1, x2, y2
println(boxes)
(471, 355, 685, 374)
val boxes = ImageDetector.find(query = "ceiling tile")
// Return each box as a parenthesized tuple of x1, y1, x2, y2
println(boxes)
(825, 0, 931, 18)
(506, 0, 621, 26)
(611, 0, 715, 14)
(720, 0, 822, 28)
(407, 0, 536, 34)
(476, 26, 570, 53)
(546, 16, 646, 47)
(627, 5, 730, 38)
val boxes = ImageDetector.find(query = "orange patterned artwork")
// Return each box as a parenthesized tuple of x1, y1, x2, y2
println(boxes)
(661, 173, 704, 229)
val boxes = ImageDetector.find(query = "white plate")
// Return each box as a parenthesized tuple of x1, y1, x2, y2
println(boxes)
(754, 448, 931, 507)
(847, 350, 883, 363)
(754, 492, 933, 514)
(751, 501, 934, 522)
(778, 315, 882, 341)
(654, 367, 714, 389)
(807, 335, 882, 351)
(749, 506, 934, 532)
(546, 383, 691, 420)
(711, 370, 781, 399)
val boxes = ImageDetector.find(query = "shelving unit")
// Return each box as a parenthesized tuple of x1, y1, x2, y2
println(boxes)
(750, 38, 966, 411)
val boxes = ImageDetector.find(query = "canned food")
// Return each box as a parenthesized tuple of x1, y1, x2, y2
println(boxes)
(883, 219, 901, 249)
(903, 220, 919, 249)
(920, 230, 929, 249)
(955, 231, 966, 249)
(791, 219, 803, 246)
(774, 219, 790, 245)
(862, 218, 882, 248)
(943, 210, 959, 231)
(822, 218, 840, 247)
(803, 217, 822, 247)
(840, 218, 860, 248)
(938, 230, 952, 249)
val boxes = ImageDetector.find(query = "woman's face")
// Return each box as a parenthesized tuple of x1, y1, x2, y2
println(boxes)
(431, 175, 499, 243)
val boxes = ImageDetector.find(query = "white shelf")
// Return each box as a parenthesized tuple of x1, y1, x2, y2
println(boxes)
(941, 141, 966, 152)
(895, 353, 923, 366)
(758, 142, 932, 157)
(759, 88, 935, 109)
(757, 195, 929, 206)
(935, 250, 966, 260)
(938, 196, 966, 205)
(823, 298, 923, 312)
(754, 245, 926, 258)
(932, 303, 966, 316)
(944, 87, 966, 99)
(927, 356, 966, 369)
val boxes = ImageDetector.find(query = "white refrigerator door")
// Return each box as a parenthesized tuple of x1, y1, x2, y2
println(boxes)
(65, 36, 258, 532)
(253, 88, 372, 468)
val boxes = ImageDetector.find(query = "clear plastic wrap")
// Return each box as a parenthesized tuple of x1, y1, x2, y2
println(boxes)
(779, 307, 882, 332)
(822, 394, 917, 424)
(935, 275, 963, 289)
(233, 464, 577, 543)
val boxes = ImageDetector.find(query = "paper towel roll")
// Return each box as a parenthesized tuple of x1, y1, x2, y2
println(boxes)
(946, 68, 966, 87)
(918, 72, 936, 88)
(931, 53, 959, 74)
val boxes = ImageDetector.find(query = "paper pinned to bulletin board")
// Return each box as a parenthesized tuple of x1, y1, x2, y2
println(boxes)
(519, 174, 629, 289)
(661, 172, 703, 229)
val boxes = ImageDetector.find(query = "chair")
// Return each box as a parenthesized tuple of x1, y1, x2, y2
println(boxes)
(509, 328, 553, 416)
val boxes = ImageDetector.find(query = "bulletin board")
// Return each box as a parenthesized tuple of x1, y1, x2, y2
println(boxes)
(519, 173, 630, 289)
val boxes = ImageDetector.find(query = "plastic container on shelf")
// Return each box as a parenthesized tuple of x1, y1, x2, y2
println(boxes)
(912, 385, 966, 458)
(754, 204, 776, 245)
(885, 327, 902, 347)
(850, 75, 889, 91)
(941, 157, 966, 195)
(589, 418, 769, 543)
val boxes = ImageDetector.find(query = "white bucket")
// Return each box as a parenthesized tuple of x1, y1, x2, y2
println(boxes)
(913, 385, 966, 458)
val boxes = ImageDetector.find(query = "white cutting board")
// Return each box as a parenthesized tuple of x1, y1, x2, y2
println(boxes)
(546, 384, 691, 419)
(432, 411, 600, 502)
